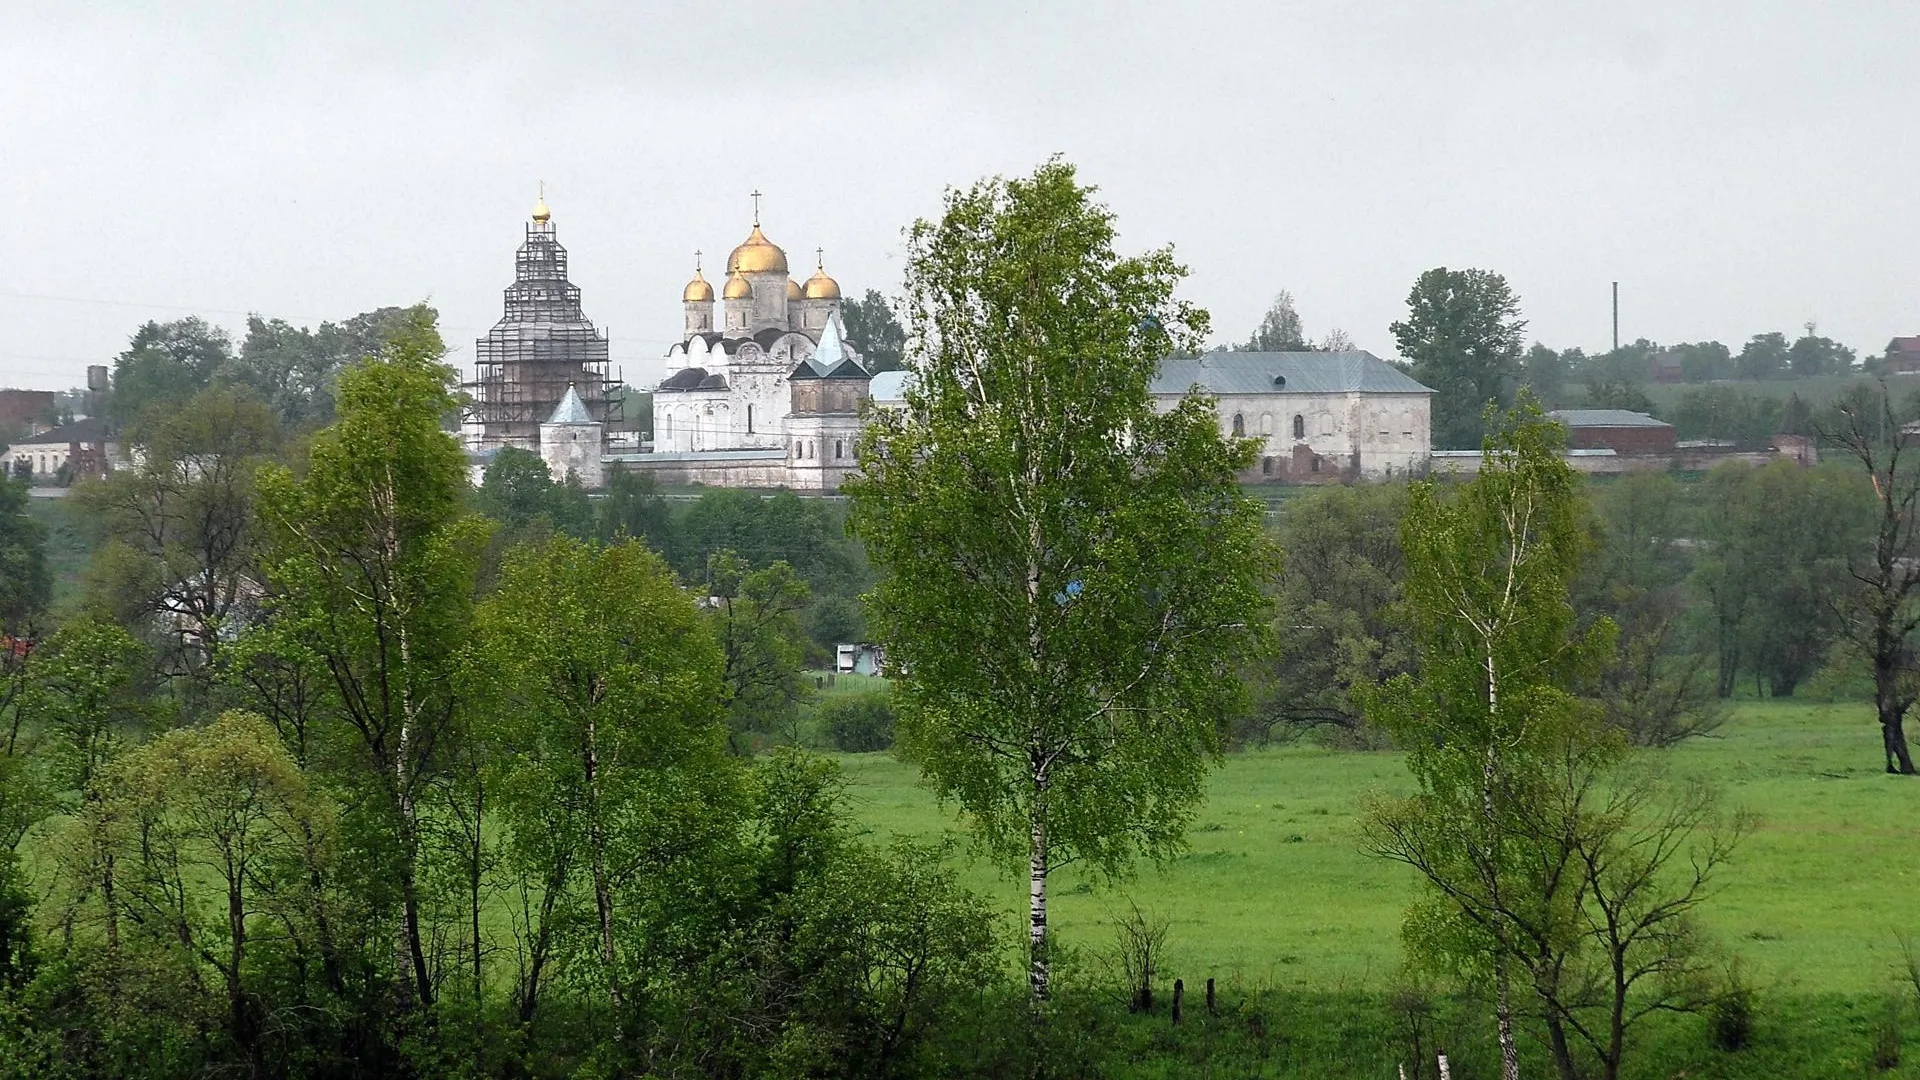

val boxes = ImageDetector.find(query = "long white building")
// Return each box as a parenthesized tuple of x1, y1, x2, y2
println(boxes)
(1149, 351, 1433, 482)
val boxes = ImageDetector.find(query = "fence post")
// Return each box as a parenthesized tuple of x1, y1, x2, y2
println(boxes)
(1171, 979, 1183, 1025)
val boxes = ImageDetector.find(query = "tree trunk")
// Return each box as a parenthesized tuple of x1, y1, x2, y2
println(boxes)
(1495, 959, 1521, 1080)
(1028, 791, 1049, 1003)
(1544, 1010, 1577, 1080)
(585, 713, 622, 1010)
(227, 868, 261, 1078)
(1884, 708, 1918, 775)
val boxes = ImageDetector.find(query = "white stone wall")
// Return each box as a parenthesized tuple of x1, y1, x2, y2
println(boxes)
(1154, 390, 1432, 480)
(539, 421, 604, 488)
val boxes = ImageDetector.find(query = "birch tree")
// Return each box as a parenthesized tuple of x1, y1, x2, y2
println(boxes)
(846, 158, 1272, 1004)
(254, 312, 488, 1007)
(1361, 399, 1613, 1080)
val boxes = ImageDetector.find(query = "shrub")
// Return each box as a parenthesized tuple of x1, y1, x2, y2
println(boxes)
(821, 692, 895, 752)
(1708, 965, 1756, 1052)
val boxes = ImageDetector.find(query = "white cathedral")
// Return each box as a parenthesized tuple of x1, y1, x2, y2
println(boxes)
(641, 214, 875, 491)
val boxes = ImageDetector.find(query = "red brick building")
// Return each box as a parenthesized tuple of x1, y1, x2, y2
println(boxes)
(1549, 409, 1676, 455)
(1885, 337, 1920, 375)
(0, 389, 55, 430)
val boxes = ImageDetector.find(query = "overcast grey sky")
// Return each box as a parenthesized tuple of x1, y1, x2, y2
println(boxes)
(2, 1, 1914, 390)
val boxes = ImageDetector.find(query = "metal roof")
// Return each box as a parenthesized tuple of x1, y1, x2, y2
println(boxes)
(545, 385, 595, 425)
(1150, 351, 1433, 396)
(1548, 409, 1671, 429)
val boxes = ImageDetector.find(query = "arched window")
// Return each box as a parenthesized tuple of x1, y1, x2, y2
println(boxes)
(1292, 414, 1305, 439)
(834, 439, 844, 459)
(1260, 412, 1273, 436)
(1231, 413, 1245, 437)
(747, 403, 755, 434)
(1261, 456, 1274, 476)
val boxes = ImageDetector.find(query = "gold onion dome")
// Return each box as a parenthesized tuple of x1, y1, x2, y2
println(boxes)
(683, 268, 714, 303)
(532, 195, 551, 224)
(728, 225, 788, 275)
(803, 266, 841, 300)
(786, 278, 804, 301)
(722, 271, 754, 299)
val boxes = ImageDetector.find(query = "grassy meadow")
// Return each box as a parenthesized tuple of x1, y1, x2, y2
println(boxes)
(833, 699, 1920, 997)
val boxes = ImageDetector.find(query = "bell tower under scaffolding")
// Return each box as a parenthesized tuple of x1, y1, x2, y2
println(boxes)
(463, 191, 613, 451)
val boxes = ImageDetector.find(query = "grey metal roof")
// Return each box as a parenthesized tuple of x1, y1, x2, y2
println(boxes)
(545, 385, 594, 425)
(8, 416, 110, 445)
(868, 370, 911, 402)
(1549, 409, 1671, 429)
(1150, 351, 1433, 396)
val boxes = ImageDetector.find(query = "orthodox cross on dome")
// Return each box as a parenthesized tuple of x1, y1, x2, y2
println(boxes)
(816, 246, 824, 269)
(694, 248, 702, 271)
(750, 189, 763, 226)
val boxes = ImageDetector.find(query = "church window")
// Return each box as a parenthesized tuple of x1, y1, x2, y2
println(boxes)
(1311, 456, 1322, 474)
(747, 404, 754, 434)
(1261, 456, 1273, 476)
(1231, 413, 1245, 437)
(1292, 414, 1305, 439)
(834, 439, 844, 459)
(1260, 412, 1273, 436)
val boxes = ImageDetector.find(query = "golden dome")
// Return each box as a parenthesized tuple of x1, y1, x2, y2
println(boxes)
(532, 196, 551, 224)
(683, 269, 714, 303)
(802, 267, 841, 300)
(786, 278, 803, 301)
(727, 225, 789, 275)
(722, 271, 754, 300)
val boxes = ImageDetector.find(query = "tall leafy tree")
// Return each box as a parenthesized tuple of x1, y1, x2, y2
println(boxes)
(1360, 399, 1614, 1080)
(1734, 332, 1791, 380)
(1823, 383, 1920, 773)
(1787, 327, 1855, 379)
(253, 311, 489, 1007)
(1390, 267, 1527, 449)
(473, 536, 735, 1020)
(1236, 290, 1308, 351)
(847, 158, 1272, 1002)
(79, 385, 279, 685)
(109, 317, 235, 431)
(839, 289, 907, 372)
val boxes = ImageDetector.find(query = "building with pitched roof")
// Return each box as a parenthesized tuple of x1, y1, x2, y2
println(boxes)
(1150, 351, 1435, 481)
(0, 416, 117, 483)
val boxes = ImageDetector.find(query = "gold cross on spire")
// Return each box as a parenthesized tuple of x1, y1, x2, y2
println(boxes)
(815, 246, 824, 269)
(694, 248, 703, 271)
(750, 189, 763, 226)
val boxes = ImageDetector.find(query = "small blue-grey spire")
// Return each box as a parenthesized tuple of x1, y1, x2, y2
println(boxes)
(546, 383, 594, 425)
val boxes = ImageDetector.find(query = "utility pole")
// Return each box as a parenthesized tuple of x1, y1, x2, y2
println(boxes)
(1612, 281, 1620, 354)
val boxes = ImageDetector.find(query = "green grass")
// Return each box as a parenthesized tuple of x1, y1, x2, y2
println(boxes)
(835, 700, 1920, 996)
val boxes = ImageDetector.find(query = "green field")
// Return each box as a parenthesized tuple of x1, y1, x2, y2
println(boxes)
(835, 700, 1920, 997)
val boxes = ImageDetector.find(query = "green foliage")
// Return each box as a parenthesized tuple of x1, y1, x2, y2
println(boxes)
(472, 534, 737, 1020)
(1390, 267, 1527, 449)
(76, 385, 278, 691)
(840, 288, 908, 372)
(1737, 332, 1793, 380)
(705, 551, 813, 748)
(1254, 482, 1413, 746)
(1692, 461, 1869, 697)
(1236, 290, 1308, 351)
(819, 690, 895, 752)
(109, 318, 234, 432)
(252, 310, 488, 1008)
(848, 157, 1272, 999)
(0, 478, 48, 635)
(230, 304, 438, 429)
